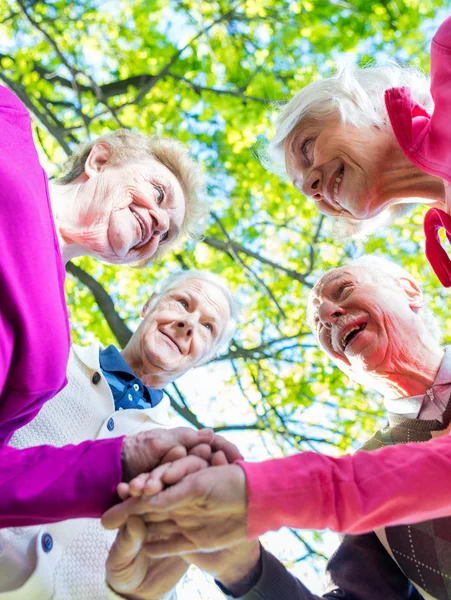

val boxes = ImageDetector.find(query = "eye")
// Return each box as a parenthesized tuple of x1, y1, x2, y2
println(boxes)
(338, 283, 353, 298)
(301, 138, 313, 164)
(155, 185, 164, 204)
(160, 231, 169, 243)
(204, 323, 213, 332)
(178, 299, 188, 309)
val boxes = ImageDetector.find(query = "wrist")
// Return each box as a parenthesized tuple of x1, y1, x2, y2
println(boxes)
(217, 542, 262, 595)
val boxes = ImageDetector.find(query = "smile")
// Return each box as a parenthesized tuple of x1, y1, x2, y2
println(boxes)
(161, 331, 182, 353)
(340, 322, 367, 351)
(131, 210, 152, 248)
(333, 168, 344, 203)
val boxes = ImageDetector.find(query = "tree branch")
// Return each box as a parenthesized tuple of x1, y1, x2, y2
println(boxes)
(66, 262, 133, 347)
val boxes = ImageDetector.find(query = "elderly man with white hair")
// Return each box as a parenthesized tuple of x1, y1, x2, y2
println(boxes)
(0, 270, 238, 600)
(104, 256, 451, 600)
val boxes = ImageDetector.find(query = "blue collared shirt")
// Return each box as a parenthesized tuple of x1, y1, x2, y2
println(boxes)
(99, 345, 163, 412)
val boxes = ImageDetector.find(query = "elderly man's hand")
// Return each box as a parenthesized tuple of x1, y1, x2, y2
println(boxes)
(120, 427, 242, 482)
(106, 516, 188, 599)
(183, 541, 262, 594)
(102, 464, 248, 555)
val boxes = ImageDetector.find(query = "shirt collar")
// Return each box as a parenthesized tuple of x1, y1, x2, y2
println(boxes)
(384, 347, 451, 421)
(99, 345, 137, 379)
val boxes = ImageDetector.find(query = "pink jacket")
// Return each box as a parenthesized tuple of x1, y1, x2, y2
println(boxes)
(384, 16, 451, 286)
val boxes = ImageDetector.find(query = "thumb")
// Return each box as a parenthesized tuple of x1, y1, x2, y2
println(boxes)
(109, 516, 146, 568)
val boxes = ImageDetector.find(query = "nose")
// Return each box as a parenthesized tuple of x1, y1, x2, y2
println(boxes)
(318, 300, 344, 328)
(152, 207, 170, 235)
(177, 319, 194, 337)
(301, 169, 323, 200)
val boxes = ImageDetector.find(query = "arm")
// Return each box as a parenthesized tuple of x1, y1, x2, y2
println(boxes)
(0, 427, 218, 527)
(218, 534, 423, 600)
(103, 434, 451, 550)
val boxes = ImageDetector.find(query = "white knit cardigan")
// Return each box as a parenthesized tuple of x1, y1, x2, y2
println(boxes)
(0, 342, 177, 600)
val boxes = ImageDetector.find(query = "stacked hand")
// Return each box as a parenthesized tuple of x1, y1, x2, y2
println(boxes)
(105, 429, 259, 599)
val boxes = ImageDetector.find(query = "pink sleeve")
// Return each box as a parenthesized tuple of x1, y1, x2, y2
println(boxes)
(0, 436, 124, 527)
(239, 434, 451, 539)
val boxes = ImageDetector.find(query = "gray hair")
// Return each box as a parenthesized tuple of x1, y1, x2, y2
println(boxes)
(265, 64, 432, 239)
(57, 129, 208, 263)
(349, 255, 441, 343)
(146, 270, 238, 361)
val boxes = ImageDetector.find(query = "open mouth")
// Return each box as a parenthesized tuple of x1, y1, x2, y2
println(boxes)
(131, 210, 152, 249)
(340, 322, 367, 350)
(333, 167, 344, 203)
(161, 331, 182, 353)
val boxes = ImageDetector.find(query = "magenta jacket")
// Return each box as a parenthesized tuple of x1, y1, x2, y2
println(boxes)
(385, 16, 451, 286)
(0, 85, 124, 526)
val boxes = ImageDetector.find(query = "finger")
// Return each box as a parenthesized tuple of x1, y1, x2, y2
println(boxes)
(143, 534, 198, 557)
(102, 496, 151, 530)
(117, 482, 130, 500)
(159, 456, 208, 487)
(211, 435, 243, 463)
(161, 446, 187, 465)
(171, 427, 214, 451)
(144, 521, 181, 540)
(108, 516, 146, 568)
(211, 450, 227, 466)
(128, 472, 153, 497)
(142, 473, 202, 512)
(188, 443, 213, 461)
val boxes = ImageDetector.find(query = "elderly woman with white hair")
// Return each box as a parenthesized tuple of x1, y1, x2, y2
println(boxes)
(0, 85, 226, 529)
(267, 15, 451, 286)
(104, 255, 451, 600)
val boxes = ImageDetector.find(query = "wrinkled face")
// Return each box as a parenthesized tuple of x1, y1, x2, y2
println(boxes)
(307, 265, 422, 378)
(138, 279, 231, 380)
(285, 118, 397, 220)
(73, 155, 185, 264)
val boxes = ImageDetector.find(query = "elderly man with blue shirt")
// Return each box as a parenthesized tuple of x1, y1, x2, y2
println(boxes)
(0, 270, 237, 600)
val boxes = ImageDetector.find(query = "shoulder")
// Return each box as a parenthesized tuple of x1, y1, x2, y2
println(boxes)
(433, 16, 451, 53)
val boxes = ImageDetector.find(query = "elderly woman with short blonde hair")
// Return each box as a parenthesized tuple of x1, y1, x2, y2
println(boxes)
(0, 83, 216, 529)
(267, 15, 451, 286)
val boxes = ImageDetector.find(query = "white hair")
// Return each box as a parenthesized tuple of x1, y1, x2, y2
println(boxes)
(146, 270, 238, 361)
(345, 255, 441, 343)
(265, 64, 433, 239)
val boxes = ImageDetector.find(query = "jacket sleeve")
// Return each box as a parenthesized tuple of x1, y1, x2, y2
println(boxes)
(222, 535, 422, 600)
(0, 438, 124, 527)
(239, 433, 451, 539)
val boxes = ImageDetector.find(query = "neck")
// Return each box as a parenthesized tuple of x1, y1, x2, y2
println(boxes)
(120, 347, 173, 390)
(378, 146, 445, 211)
(48, 181, 88, 264)
(371, 344, 444, 400)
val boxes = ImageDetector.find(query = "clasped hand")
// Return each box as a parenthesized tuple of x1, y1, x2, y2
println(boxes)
(103, 427, 257, 599)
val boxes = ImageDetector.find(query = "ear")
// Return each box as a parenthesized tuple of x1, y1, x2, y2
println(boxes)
(398, 276, 423, 310)
(84, 143, 112, 178)
(140, 294, 156, 318)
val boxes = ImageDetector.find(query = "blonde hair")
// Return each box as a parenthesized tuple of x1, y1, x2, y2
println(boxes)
(57, 129, 208, 263)
(264, 64, 432, 239)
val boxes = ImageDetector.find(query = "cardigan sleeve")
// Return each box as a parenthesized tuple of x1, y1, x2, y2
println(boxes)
(221, 535, 422, 600)
(239, 433, 451, 539)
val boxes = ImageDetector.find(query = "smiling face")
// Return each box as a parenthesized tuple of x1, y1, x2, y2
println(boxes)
(284, 117, 400, 220)
(65, 145, 186, 264)
(307, 265, 425, 381)
(125, 278, 231, 387)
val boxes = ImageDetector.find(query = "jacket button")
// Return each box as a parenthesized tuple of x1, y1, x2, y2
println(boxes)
(42, 533, 53, 553)
(92, 372, 101, 384)
(107, 418, 115, 431)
